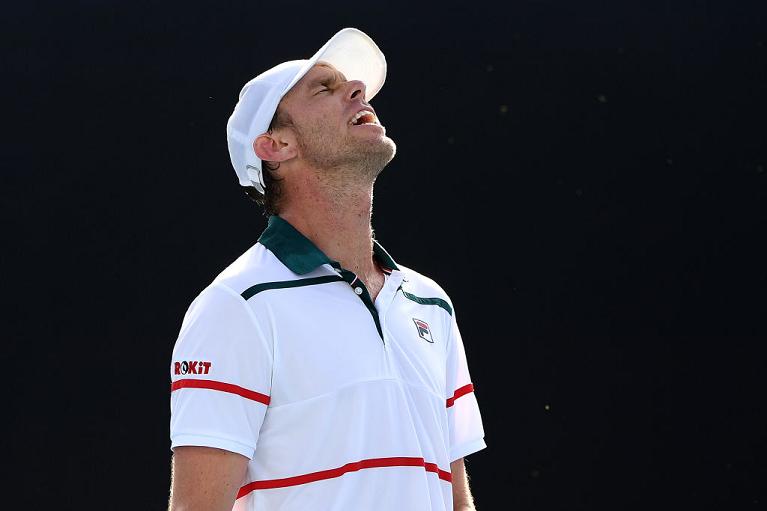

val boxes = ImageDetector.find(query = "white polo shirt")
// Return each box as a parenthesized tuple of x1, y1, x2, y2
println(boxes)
(170, 215, 486, 511)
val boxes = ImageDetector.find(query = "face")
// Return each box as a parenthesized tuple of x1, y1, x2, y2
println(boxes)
(278, 63, 396, 181)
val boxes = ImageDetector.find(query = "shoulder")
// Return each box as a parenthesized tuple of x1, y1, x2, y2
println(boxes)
(173, 253, 279, 358)
(209, 241, 303, 297)
(177, 241, 296, 325)
(396, 263, 455, 312)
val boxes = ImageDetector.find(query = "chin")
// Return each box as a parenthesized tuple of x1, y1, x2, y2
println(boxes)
(378, 134, 396, 156)
(371, 136, 397, 166)
(367, 137, 397, 177)
(345, 136, 396, 179)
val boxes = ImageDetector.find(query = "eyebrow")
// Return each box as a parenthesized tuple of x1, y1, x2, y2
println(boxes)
(310, 75, 333, 87)
(307, 67, 347, 89)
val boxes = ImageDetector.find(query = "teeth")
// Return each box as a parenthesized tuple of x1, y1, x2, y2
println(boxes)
(350, 110, 376, 125)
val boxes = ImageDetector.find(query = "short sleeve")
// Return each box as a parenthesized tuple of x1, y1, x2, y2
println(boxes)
(445, 308, 487, 462)
(169, 283, 273, 459)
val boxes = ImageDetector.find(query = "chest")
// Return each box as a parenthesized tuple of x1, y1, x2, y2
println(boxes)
(260, 280, 451, 406)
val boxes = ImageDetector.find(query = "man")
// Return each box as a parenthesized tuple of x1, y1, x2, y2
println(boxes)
(168, 28, 487, 511)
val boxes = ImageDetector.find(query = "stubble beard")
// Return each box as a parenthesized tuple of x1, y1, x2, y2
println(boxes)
(296, 124, 397, 185)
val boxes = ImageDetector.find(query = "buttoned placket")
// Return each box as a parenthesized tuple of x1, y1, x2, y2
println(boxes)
(329, 263, 403, 346)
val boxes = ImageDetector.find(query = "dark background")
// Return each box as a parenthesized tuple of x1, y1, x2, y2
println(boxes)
(4, 1, 765, 509)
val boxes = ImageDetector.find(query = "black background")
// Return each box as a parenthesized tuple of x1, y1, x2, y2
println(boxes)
(4, 1, 766, 509)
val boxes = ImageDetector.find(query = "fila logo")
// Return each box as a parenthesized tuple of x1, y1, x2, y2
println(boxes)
(174, 360, 212, 375)
(412, 318, 434, 343)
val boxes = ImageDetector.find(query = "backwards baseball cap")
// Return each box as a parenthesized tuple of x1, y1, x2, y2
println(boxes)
(226, 28, 387, 193)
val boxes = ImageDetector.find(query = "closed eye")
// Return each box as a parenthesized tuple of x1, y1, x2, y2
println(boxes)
(314, 80, 332, 95)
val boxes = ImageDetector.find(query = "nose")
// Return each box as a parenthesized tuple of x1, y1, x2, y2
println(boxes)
(346, 79, 367, 102)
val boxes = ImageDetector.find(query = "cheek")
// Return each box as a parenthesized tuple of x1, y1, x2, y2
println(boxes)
(305, 114, 344, 140)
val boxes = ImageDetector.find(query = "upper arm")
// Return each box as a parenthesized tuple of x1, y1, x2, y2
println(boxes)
(170, 284, 273, 457)
(169, 446, 249, 511)
(168, 285, 274, 507)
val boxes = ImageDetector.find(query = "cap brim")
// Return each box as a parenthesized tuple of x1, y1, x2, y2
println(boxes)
(282, 27, 387, 101)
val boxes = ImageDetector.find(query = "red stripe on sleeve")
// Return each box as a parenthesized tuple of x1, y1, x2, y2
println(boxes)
(170, 379, 270, 405)
(446, 383, 474, 408)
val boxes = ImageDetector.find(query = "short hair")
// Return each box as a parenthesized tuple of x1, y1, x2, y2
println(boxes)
(241, 107, 293, 216)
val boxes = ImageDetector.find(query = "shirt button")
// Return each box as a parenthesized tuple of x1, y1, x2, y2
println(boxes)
(354, 287, 363, 295)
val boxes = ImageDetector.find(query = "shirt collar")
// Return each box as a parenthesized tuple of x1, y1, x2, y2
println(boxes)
(258, 215, 399, 275)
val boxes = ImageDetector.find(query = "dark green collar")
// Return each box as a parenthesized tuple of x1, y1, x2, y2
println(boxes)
(258, 215, 399, 275)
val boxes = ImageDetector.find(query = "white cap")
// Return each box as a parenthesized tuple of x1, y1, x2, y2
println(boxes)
(226, 28, 387, 193)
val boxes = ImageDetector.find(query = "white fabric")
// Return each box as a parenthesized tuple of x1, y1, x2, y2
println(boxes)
(170, 243, 486, 511)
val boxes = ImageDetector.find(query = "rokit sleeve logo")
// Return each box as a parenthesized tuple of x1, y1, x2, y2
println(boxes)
(174, 360, 212, 375)
(412, 318, 434, 343)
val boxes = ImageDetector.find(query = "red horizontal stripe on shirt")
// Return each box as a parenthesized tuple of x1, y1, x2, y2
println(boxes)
(237, 456, 451, 498)
(170, 379, 270, 405)
(446, 383, 474, 408)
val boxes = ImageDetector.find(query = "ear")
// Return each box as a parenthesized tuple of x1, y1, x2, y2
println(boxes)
(254, 131, 297, 163)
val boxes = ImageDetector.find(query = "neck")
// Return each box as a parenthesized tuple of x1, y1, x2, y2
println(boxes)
(279, 167, 379, 279)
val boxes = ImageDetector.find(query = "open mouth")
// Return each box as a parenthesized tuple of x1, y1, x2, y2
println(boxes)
(349, 109, 378, 126)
